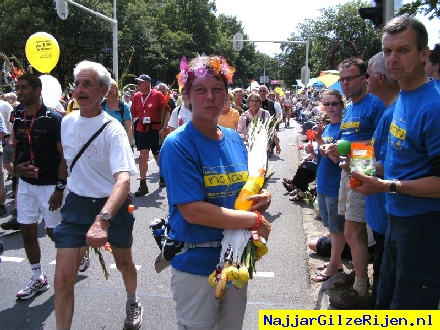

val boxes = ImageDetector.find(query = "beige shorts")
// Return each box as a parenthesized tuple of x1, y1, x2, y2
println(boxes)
(171, 267, 247, 329)
(338, 171, 366, 223)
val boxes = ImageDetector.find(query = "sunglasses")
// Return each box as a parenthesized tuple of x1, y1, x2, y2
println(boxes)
(338, 74, 367, 83)
(323, 101, 340, 107)
(258, 90, 267, 93)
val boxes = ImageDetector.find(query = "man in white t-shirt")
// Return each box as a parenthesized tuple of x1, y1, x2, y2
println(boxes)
(168, 87, 192, 132)
(53, 61, 142, 330)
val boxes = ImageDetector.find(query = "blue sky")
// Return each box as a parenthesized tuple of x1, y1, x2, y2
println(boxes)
(215, 0, 440, 56)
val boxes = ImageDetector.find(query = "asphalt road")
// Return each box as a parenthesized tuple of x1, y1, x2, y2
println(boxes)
(0, 119, 316, 330)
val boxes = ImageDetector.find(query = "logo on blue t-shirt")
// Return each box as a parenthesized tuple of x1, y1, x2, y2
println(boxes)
(388, 118, 406, 150)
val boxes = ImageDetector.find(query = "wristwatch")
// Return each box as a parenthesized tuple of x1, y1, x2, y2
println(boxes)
(99, 211, 112, 222)
(55, 182, 65, 192)
(389, 179, 399, 194)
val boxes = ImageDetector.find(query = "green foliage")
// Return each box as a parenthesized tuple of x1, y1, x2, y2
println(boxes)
(2, 0, 430, 93)
(278, 0, 382, 86)
(398, 0, 440, 19)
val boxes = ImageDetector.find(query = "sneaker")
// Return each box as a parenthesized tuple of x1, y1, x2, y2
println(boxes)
(331, 271, 355, 288)
(0, 211, 20, 231)
(159, 176, 166, 188)
(134, 184, 148, 197)
(79, 256, 90, 272)
(329, 288, 371, 309)
(16, 276, 49, 300)
(124, 300, 143, 330)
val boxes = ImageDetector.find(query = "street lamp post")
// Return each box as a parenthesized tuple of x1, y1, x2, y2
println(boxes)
(60, 0, 118, 81)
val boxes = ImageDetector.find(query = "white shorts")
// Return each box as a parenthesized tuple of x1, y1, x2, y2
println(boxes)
(17, 180, 64, 228)
(171, 267, 247, 330)
(338, 171, 366, 223)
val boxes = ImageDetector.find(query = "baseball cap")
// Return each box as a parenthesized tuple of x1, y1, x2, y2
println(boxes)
(135, 74, 151, 82)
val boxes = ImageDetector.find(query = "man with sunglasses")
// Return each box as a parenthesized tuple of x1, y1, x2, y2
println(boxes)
(327, 57, 386, 309)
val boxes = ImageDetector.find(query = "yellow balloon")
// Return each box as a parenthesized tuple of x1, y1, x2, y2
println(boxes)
(25, 32, 60, 73)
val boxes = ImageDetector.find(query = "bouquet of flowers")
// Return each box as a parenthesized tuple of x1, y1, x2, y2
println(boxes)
(212, 118, 275, 299)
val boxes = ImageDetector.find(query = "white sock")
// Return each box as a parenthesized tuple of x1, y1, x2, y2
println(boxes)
(353, 277, 368, 296)
(31, 263, 44, 280)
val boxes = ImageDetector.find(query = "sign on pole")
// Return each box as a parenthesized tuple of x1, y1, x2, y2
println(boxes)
(233, 32, 244, 52)
(301, 66, 310, 86)
(56, 0, 69, 20)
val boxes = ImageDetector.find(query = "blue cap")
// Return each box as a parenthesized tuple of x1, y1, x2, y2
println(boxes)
(135, 74, 151, 82)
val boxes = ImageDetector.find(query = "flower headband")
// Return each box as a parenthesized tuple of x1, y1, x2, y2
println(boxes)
(177, 55, 235, 88)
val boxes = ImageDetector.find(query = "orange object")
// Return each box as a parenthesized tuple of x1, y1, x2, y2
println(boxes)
(128, 204, 135, 213)
(234, 169, 265, 211)
(349, 177, 362, 188)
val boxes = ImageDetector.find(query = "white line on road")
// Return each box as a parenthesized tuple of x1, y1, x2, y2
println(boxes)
(0, 256, 25, 262)
(254, 272, 275, 277)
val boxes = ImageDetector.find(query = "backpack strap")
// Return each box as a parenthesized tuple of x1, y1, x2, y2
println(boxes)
(118, 100, 125, 119)
(176, 105, 182, 116)
(101, 99, 125, 121)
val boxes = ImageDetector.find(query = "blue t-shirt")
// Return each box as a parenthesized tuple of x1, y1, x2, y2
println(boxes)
(103, 101, 131, 126)
(366, 103, 395, 235)
(13, 105, 62, 185)
(340, 93, 386, 142)
(159, 122, 248, 276)
(317, 122, 342, 197)
(385, 80, 440, 216)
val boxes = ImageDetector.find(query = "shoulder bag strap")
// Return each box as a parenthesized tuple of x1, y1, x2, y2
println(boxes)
(70, 121, 111, 172)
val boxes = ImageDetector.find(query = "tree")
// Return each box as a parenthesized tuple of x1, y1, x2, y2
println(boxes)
(278, 0, 382, 87)
(398, 0, 440, 19)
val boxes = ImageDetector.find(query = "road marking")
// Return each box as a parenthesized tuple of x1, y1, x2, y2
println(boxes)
(110, 263, 142, 271)
(254, 271, 274, 277)
(0, 256, 25, 262)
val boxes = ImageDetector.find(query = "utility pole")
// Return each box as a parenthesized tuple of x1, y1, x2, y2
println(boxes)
(56, 0, 119, 81)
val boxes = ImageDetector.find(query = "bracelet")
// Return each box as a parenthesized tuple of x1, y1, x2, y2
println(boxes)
(249, 211, 262, 231)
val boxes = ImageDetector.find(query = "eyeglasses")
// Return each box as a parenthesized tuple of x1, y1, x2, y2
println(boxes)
(249, 99, 260, 103)
(323, 101, 340, 107)
(338, 74, 365, 83)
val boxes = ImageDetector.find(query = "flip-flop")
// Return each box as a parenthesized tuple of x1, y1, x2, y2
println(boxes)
(311, 272, 332, 282)
(317, 262, 344, 272)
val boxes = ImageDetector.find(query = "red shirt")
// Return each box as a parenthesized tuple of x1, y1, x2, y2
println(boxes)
(130, 89, 171, 132)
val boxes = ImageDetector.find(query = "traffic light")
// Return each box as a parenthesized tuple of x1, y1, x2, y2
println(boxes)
(359, 0, 383, 27)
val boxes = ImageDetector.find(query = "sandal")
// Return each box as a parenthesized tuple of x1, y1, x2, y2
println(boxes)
(289, 193, 305, 202)
(311, 272, 333, 282)
(289, 189, 299, 196)
(317, 262, 344, 272)
(282, 182, 296, 192)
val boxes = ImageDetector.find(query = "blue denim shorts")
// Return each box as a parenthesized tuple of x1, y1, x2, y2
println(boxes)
(318, 193, 345, 233)
(54, 192, 134, 249)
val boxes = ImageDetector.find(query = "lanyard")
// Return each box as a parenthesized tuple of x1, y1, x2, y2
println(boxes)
(23, 106, 40, 163)
(140, 90, 151, 116)
(141, 89, 151, 111)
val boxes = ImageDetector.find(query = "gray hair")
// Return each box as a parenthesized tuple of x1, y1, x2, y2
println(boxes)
(73, 61, 112, 95)
(4, 92, 17, 102)
(369, 52, 398, 85)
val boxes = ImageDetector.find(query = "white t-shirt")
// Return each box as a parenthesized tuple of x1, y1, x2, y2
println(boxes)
(237, 109, 271, 139)
(0, 100, 13, 134)
(61, 111, 137, 198)
(274, 101, 282, 118)
(168, 104, 192, 129)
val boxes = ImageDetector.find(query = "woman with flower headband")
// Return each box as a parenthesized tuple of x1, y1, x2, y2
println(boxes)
(159, 55, 271, 329)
